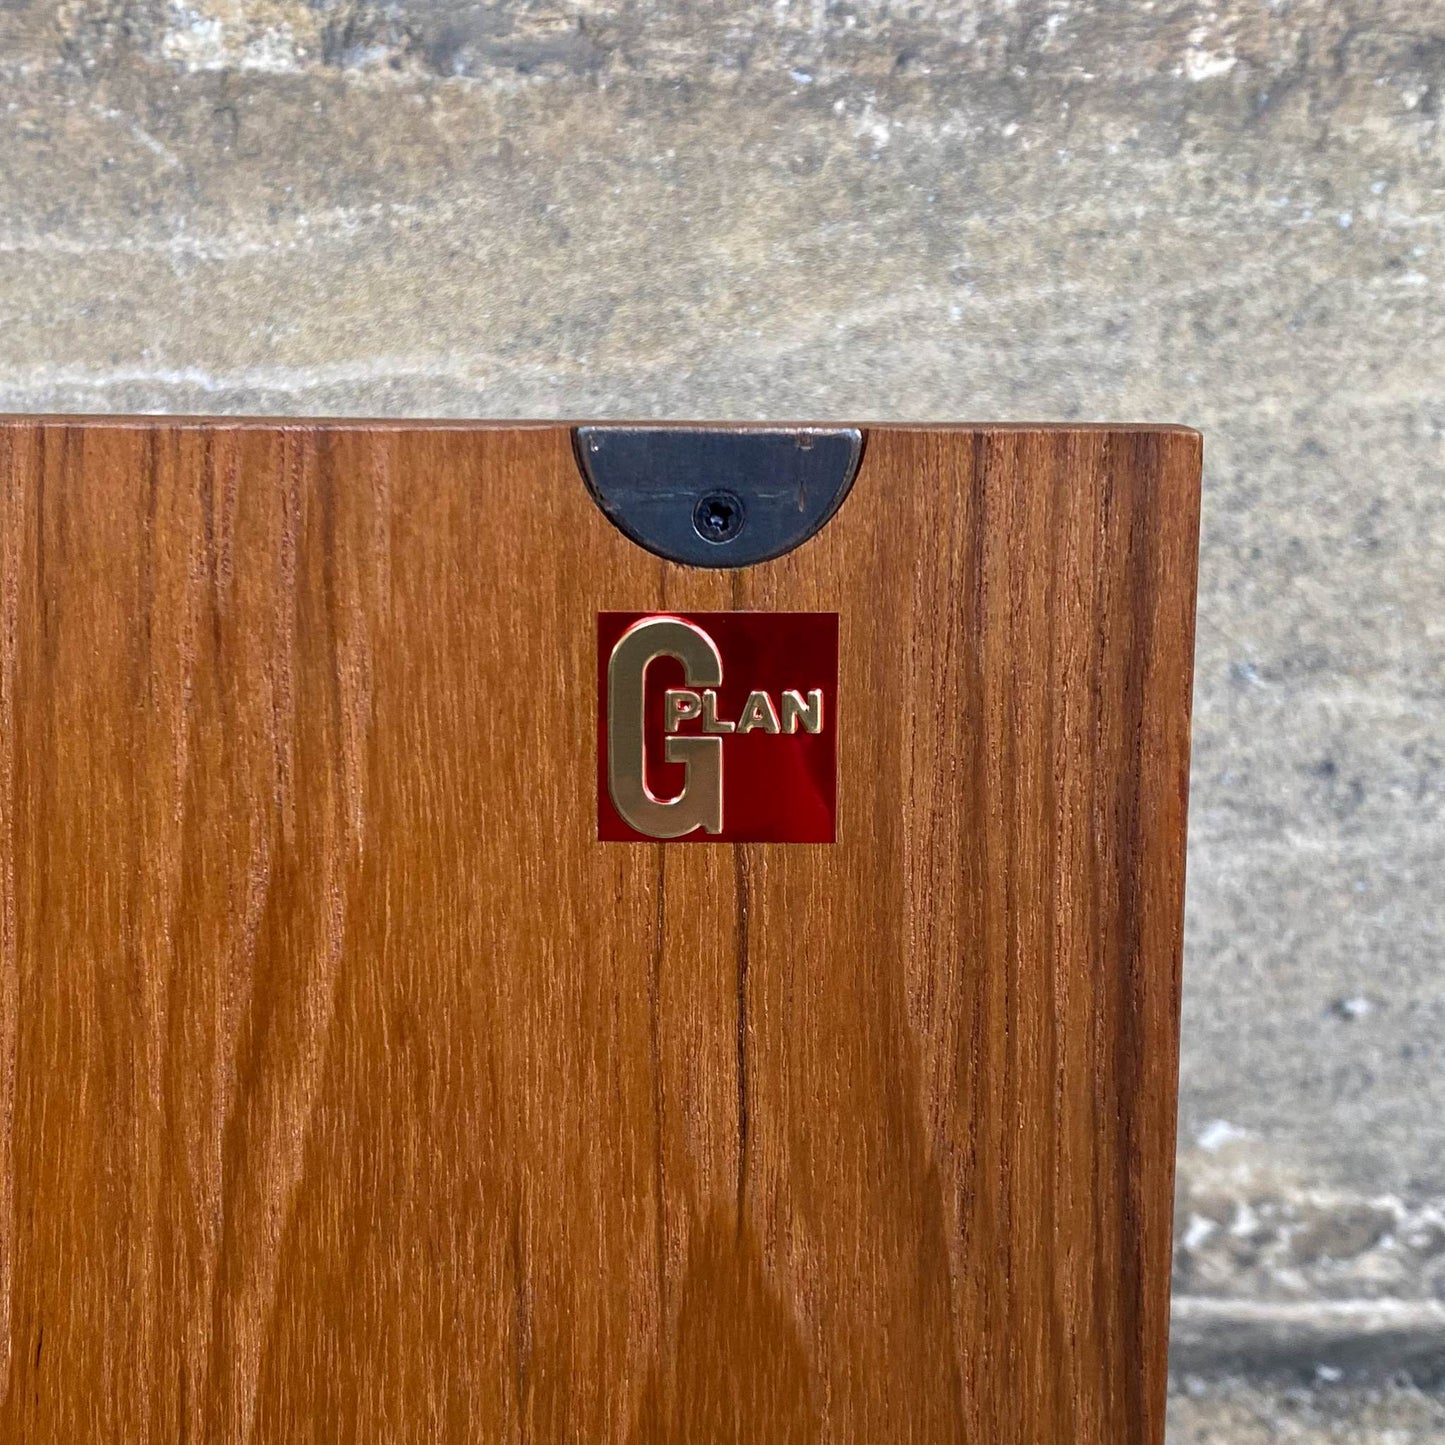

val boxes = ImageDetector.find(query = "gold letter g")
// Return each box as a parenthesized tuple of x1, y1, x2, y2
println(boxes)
(608, 617, 724, 838)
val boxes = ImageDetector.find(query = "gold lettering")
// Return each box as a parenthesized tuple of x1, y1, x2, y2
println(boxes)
(780, 688, 824, 734)
(701, 689, 735, 734)
(736, 690, 781, 734)
(608, 619, 723, 838)
(664, 689, 702, 732)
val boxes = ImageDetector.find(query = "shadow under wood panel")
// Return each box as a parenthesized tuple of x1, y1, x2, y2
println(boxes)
(0, 419, 1200, 1443)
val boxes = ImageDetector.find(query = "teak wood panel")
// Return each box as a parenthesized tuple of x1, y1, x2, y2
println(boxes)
(0, 419, 1201, 1443)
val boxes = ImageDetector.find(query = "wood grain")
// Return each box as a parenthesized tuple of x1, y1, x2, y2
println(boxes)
(0, 419, 1201, 1443)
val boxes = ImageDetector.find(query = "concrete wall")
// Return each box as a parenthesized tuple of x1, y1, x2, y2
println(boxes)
(3, 1, 1443, 1433)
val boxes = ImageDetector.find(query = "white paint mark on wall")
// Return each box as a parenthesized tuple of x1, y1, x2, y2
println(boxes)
(1183, 1213, 1220, 1251)
(1198, 1119, 1254, 1152)
(1184, 24, 1238, 82)
(161, 2, 310, 73)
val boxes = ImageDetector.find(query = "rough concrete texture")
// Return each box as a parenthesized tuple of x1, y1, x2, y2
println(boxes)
(2, 0, 1443, 1434)
(1168, 1383, 1445, 1444)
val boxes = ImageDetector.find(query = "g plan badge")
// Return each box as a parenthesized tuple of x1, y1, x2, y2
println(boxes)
(598, 612, 839, 842)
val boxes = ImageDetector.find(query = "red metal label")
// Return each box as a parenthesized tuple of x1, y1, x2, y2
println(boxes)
(598, 611, 838, 842)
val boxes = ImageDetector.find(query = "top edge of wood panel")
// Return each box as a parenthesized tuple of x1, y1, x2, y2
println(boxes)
(0, 414, 1202, 440)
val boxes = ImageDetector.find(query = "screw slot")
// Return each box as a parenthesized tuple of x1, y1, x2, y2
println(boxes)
(692, 490, 746, 545)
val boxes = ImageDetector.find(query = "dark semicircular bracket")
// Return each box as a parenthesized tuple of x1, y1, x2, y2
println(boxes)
(574, 426, 865, 569)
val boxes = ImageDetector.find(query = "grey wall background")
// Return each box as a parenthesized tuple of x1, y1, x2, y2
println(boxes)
(2, 1, 1443, 1437)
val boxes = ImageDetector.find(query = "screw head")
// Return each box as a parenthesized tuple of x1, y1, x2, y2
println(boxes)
(692, 490, 746, 545)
